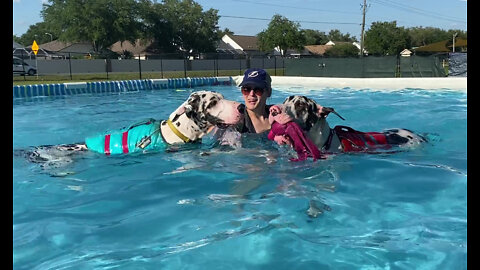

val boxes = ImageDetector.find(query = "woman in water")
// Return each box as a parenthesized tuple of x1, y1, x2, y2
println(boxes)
(235, 68, 273, 134)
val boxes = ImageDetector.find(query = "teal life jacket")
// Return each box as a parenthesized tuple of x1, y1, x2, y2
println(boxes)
(85, 119, 166, 155)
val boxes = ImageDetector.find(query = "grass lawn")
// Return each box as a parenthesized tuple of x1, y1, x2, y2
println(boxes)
(13, 69, 285, 86)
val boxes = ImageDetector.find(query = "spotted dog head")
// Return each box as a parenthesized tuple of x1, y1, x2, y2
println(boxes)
(170, 91, 245, 133)
(282, 95, 343, 131)
(282, 95, 323, 131)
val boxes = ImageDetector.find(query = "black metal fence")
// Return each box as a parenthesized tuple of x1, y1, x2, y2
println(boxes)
(13, 50, 453, 82)
(13, 51, 286, 81)
(285, 54, 449, 78)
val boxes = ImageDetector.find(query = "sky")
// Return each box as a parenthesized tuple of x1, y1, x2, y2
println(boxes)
(13, 0, 467, 40)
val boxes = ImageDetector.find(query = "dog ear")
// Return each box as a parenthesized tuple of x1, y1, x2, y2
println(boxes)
(185, 93, 201, 117)
(317, 105, 330, 118)
(169, 94, 199, 121)
(317, 105, 345, 120)
(304, 101, 320, 130)
(169, 101, 188, 121)
(184, 104, 193, 113)
(283, 96, 295, 104)
(183, 93, 210, 129)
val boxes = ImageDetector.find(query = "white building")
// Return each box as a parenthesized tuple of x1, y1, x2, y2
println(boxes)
(325, 40, 368, 55)
(400, 49, 413, 57)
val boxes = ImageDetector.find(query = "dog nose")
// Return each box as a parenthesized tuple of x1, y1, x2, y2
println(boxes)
(237, 104, 245, 114)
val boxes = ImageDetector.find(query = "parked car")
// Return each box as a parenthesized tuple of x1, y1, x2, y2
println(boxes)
(13, 56, 37, 76)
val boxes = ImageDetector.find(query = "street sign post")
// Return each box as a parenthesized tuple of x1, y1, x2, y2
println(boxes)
(31, 40, 39, 55)
(31, 40, 39, 78)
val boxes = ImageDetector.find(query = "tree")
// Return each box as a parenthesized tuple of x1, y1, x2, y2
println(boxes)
(165, 0, 220, 54)
(324, 43, 359, 57)
(257, 14, 306, 57)
(327, 29, 357, 42)
(408, 27, 467, 47)
(139, 0, 220, 55)
(138, 0, 177, 53)
(364, 21, 411, 56)
(14, 22, 57, 46)
(302, 29, 328, 45)
(217, 28, 234, 39)
(41, 0, 142, 52)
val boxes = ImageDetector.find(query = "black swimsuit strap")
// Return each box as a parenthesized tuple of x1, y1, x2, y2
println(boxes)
(238, 105, 272, 133)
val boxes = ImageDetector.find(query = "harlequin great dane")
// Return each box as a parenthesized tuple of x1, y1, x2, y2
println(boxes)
(279, 95, 427, 154)
(16, 91, 245, 167)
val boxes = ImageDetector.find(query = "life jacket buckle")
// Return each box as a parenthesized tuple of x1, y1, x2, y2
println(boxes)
(137, 136, 152, 149)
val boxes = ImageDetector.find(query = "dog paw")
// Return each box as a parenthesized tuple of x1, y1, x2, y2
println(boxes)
(306, 200, 331, 218)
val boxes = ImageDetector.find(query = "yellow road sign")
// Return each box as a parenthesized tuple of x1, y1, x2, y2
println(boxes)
(32, 40, 39, 55)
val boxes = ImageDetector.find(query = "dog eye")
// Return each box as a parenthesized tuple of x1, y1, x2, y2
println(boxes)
(206, 100, 217, 109)
(295, 101, 305, 109)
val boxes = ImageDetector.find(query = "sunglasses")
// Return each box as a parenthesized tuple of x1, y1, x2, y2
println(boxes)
(241, 86, 265, 96)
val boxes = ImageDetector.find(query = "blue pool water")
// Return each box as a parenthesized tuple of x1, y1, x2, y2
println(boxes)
(13, 85, 467, 269)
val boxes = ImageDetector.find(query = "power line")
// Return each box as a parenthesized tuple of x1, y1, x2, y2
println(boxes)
(381, 0, 465, 22)
(220, 15, 361, 26)
(371, 0, 466, 24)
(234, 0, 360, 16)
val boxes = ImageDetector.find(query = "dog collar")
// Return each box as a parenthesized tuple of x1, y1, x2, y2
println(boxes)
(167, 119, 191, 143)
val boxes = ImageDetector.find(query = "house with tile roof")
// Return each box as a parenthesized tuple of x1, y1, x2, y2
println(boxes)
(109, 39, 161, 59)
(13, 41, 25, 49)
(220, 34, 265, 56)
(304, 45, 333, 56)
(13, 41, 31, 58)
(13, 40, 64, 59)
(219, 34, 314, 57)
(414, 38, 467, 53)
(33, 40, 96, 58)
(216, 39, 244, 56)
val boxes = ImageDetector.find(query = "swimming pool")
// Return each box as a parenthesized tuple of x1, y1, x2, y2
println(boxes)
(13, 82, 467, 269)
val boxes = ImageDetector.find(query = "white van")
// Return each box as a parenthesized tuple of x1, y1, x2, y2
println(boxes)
(13, 56, 37, 76)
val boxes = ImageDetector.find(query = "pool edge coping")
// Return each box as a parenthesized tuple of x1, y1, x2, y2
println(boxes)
(13, 76, 467, 99)
(13, 77, 232, 98)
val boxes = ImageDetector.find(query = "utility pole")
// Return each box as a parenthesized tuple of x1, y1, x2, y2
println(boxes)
(453, 32, 458, 53)
(360, 0, 367, 57)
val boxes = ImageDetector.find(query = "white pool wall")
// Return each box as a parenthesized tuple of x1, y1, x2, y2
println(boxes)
(232, 76, 467, 92)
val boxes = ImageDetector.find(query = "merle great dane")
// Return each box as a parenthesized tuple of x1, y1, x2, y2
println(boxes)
(16, 91, 245, 168)
(280, 95, 427, 154)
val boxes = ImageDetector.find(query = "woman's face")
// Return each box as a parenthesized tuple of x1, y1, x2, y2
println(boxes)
(241, 86, 270, 111)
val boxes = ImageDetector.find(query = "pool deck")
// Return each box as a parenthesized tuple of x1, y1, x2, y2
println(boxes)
(269, 76, 467, 92)
(232, 76, 466, 92)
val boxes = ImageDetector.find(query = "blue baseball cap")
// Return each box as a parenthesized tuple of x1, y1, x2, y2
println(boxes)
(239, 68, 271, 89)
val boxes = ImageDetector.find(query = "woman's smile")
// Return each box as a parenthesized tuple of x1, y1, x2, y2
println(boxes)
(246, 97, 259, 107)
